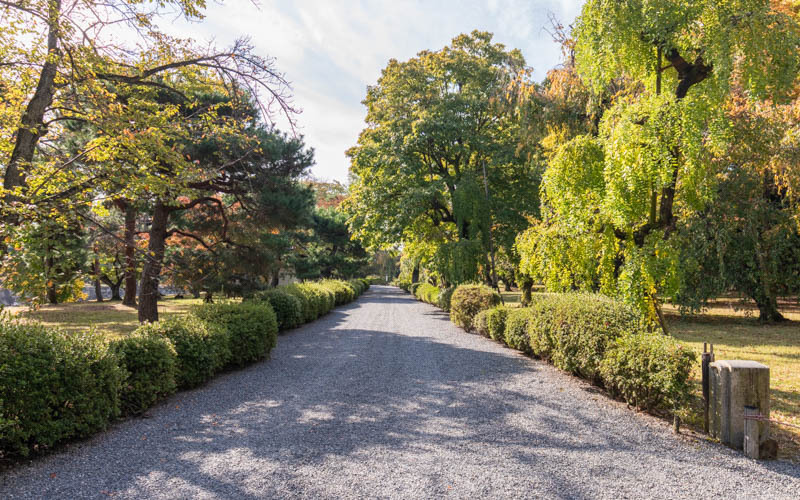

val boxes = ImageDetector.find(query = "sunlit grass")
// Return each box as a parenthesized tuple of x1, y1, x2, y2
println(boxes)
(5, 298, 205, 339)
(664, 299, 800, 461)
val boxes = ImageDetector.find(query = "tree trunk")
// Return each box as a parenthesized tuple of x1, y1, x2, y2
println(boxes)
(753, 219, 785, 323)
(521, 277, 533, 306)
(411, 262, 420, 284)
(138, 202, 170, 323)
(754, 294, 785, 323)
(110, 283, 121, 301)
(119, 200, 138, 307)
(2, 0, 61, 211)
(44, 250, 58, 304)
(271, 267, 280, 287)
(94, 257, 104, 302)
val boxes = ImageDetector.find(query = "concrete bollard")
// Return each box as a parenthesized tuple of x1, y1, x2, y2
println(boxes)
(709, 360, 770, 452)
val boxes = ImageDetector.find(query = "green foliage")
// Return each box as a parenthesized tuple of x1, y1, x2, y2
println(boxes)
(472, 309, 491, 337)
(521, 1, 800, 318)
(525, 294, 644, 382)
(346, 31, 541, 285)
(136, 315, 230, 389)
(600, 331, 696, 412)
(0, 319, 123, 457)
(449, 284, 501, 331)
(504, 308, 534, 353)
(110, 333, 178, 416)
(309, 283, 336, 313)
(283, 283, 316, 322)
(250, 289, 303, 331)
(409, 282, 422, 296)
(291, 207, 370, 281)
(574, 0, 800, 101)
(192, 302, 278, 368)
(394, 277, 412, 292)
(320, 280, 356, 306)
(415, 283, 440, 305)
(437, 286, 455, 312)
(485, 306, 509, 342)
(1, 218, 88, 305)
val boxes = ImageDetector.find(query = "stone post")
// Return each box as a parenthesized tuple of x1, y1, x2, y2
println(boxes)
(709, 360, 770, 450)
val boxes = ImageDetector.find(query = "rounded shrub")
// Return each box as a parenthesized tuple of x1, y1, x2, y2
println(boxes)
(504, 308, 534, 353)
(449, 284, 501, 331)
(0, 320, 123, 457)
(485, 306, 509, 342)
(320, 280, 354, 305)
(110, 332, 178, 415)
(472, 309, 491, 337)
(136, 315, 230, 389)
(526, 293, 642, 382)
(192, 302, 278, 368)
(600, 331, 696, 412)
(284, 283, 316, 322)
(437, 286, 455, 312)
(394, 277, 412, 292)
(251, 289, 303, 331)
(415, 283, 440, 305)
(306, 283, 335, 314)
(409, 282, 422, 296)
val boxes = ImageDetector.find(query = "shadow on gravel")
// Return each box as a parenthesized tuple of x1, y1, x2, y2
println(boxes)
(4, 286, 799, 498)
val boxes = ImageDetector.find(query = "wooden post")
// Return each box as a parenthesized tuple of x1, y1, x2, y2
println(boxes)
(743, 406, 760, 459)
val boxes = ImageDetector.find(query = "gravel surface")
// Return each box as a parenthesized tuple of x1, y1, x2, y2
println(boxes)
(2, 285, 799, 499)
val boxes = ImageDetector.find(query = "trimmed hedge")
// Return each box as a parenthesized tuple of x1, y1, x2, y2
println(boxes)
(136, 315, 229, 389)
(504, 308, 533, 354)
(394, 277, 412, 292)
(0, 276, 366, 459)
(600, 331, 696, 411)
(415, 283, 440, 305)
(485, 306, 508, 342)
(284, 283, 317, 322)
(526, 294, 642, 382)
(321, 280, 355, 305)
(472, 309, 491, 337)
(250, 289, 303, 331)
(449, 284, 501, 331)
(111, 333, 177, 415)
(0, 321, 123, 457)
(437, 286, 455, 311)
(309, 283, 336, 314)
(192, 302, 278, 368)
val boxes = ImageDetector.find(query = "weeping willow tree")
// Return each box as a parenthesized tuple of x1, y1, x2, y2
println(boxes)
(346, 31, 540, 286)
(518, 0, 800, 323)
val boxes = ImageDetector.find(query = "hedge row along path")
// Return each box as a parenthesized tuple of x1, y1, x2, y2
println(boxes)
(2, 286, 798, 498)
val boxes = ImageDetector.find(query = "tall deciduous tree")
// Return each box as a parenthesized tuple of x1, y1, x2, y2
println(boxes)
(520, 0, 800, 321)
(347, 31, 539, 286)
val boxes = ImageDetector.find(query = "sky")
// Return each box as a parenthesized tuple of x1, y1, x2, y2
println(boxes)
(169, 0, 585, 182)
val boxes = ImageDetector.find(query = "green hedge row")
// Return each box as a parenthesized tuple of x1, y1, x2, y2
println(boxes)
(0, 279, 369, 458)
(252, 279, 368, 328)
(401, 281, 499, 325)
(471, 294, 696, 413)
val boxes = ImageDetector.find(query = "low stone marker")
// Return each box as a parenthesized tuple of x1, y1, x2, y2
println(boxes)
(709, 360, 770, 456)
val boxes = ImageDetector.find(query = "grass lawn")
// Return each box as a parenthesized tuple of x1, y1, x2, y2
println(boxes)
(5, 297, 204, 339)
(664, 298, 800, 461)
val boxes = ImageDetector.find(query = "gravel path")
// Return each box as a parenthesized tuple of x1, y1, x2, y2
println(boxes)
(2, 286, 799, 499)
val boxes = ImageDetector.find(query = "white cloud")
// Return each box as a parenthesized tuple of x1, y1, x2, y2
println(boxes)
(168, 0, 585, 181)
